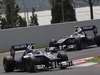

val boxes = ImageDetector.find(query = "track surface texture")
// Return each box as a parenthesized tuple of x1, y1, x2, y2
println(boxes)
(0, 46, 100, 75)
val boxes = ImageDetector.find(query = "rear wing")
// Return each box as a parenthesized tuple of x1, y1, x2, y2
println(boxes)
(11, 43, 34, 51)
(81, 25, 98, 35)
(81, 25, 97, 32)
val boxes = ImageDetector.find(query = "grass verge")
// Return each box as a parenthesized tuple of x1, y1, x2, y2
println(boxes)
(34, 44, 48, 49)
(87, 56, 100, 63)
(0, 44, 48, 53)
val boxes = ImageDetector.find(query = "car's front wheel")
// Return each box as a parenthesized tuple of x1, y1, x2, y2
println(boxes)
(24, 58, 37, 72)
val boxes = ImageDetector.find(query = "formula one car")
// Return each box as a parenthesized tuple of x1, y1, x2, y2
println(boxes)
(3, 43, 72, 72)
(56, 25, 100, 50)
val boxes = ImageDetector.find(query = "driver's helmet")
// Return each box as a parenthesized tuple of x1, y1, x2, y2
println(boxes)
(27, 45, 32, 50)
(74, 25, 78, 28)
(74, 26, 82, 33)
(26, 44, 33, 53)
(74, 26, 78, 32)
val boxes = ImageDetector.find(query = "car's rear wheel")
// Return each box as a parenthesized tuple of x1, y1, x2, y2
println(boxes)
(94, 36, 100, 47)
(3, 57, 15, 72)
(75, 38, 85, 50)
(57, 52, 68, 61)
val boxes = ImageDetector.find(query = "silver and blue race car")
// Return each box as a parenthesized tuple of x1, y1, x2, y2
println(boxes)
(56, 25, 100, 50)
(3, 43, 73, 72)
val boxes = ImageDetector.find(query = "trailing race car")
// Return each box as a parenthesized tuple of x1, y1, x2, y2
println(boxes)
(57, 25, 100, 50)
(3, 43, 72, 72)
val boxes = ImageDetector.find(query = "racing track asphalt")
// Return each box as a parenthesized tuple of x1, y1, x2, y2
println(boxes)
(0, 46, 100, 75)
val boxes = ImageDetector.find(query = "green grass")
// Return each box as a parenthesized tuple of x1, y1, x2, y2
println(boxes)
(87, 56, 100, 63)
(0, 44, 48, 53)
(0, 49, 9, 53)
(34, 44, 48, 49)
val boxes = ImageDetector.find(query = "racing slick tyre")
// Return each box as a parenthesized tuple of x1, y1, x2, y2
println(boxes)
(75, 38, 84, 50)
(57, 52, 69, 69)
(94, 35, 100, 47)
(57, 52, 68, 61)
(75, 39, 81, 50)
(24, 58, 37, 72)
(3, 56, 15, 72)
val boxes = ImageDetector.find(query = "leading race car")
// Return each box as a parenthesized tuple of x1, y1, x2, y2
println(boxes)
(56, 25, 100, 50)
(3, 43, 72, 72)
